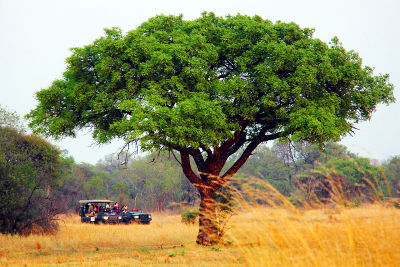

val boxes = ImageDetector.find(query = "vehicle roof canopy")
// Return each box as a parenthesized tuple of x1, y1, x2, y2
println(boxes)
(78, 200, 113, 204)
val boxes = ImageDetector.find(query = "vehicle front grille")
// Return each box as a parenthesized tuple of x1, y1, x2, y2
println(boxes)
(139, 215, 149, 220)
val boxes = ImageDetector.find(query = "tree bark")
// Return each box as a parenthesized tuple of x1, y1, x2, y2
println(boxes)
(196, 189, 219, 246)
(177, 128, 285, 246)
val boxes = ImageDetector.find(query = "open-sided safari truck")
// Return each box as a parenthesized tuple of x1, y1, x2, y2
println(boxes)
(78, 199, 152, 224)
(79, 199, 122, 224)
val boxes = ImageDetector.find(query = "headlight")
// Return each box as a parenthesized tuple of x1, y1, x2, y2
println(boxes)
(134, 215, 139, 219)
(103, 216, 108, 220)
(118, 216, 122, 219)
(148, 215, 151, 218)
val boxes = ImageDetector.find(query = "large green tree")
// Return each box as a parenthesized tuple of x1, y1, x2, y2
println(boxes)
(27, 13, 394, 245)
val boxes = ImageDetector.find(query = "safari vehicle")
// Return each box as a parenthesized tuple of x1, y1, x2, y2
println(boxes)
(79, 199, 122, 224)
(122, 210, 152, 224)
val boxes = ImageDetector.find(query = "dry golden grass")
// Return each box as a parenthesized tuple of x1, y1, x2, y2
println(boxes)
(227, 204, 400, 266)
(0, 205, 399, 266)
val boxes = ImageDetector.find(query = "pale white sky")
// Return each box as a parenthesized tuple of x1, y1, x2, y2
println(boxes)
(0, 0, 399, 164)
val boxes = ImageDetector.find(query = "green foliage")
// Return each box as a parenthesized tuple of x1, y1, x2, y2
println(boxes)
(0, 126, 62, 235)
(322, 157, 382, 186)
(181, 209, 200, 224)
(235, 142, 355, 196)
(235, 141, 394, 204)
(27, 12, 393, 151)
(112, 182, 128, 196)
(295, 156, 387, 204)
(83, 176, 104, 199)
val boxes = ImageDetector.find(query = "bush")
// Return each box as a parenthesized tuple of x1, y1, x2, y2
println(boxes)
(0, 127, 63, 235)
(181, 209, 200, 224)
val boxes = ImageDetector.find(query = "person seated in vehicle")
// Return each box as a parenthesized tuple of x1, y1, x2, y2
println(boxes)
(113, 202, 120, 213)
(122, 205, 128, 214)
(93, 203, 98, 214)
(88, 203, 94, 215)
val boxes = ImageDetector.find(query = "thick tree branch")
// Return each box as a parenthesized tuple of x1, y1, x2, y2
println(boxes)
(219, 120, 250, 154)
(220, 131, 285, 185)
(185, 147, 207, 173)
(221, 131, 248, 164)
(180, 151, 205, 189)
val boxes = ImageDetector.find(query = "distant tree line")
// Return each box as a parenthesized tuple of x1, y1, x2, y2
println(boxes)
(56, 141, 399, 213)
(234, 142, 399, 205)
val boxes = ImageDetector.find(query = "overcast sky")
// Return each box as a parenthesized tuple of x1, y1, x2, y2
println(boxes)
(0, 0, 399, 164)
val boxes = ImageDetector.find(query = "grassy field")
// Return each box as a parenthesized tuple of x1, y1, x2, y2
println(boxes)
(0, 204, 399, 266)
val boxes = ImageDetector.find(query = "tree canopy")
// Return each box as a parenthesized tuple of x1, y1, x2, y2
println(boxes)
(28, 13, 393, 148)
(26, 12, 394, 244)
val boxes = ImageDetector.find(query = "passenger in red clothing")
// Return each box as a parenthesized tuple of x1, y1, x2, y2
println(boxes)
(114, 202, 119, 213)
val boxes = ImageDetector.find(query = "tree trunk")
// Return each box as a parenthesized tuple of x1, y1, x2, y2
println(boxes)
(196, 189, 219, 246)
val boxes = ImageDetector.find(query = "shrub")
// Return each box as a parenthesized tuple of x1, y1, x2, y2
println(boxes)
(181, 209, 200, 224)
(0, 126, 63, 235)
